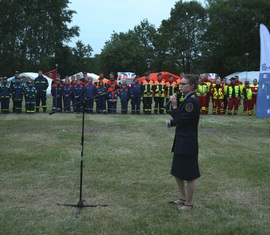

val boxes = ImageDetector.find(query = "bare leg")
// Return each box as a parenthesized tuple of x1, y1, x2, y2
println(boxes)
(185, 180, 195, 205)
(175, 177, 186, 200)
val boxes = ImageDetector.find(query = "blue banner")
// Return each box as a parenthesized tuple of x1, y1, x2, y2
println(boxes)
(256, 24, 270, 118)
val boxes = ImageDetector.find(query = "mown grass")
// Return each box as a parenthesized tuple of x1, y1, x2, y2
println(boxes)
(0, 97, 270, 235)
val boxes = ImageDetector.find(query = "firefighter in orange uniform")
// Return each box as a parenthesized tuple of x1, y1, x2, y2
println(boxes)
(164, 75, 178, 113)
(141, 72, 153, 114)
(211, 78, 224, 115)
(153, 72, 166, 114)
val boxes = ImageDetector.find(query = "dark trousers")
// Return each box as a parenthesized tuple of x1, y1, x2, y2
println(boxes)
(154, 97, 165, 114)
(143, 97, 152, 114)
(52, 96, 62, 111)
(63, 96, 71, 112)
(108, 101, 117, 114)
(131, 95, 141, 114)
(14, 100, 22, 113)
(120, 99, 129, 114)
(1, 98, 10, 113)
(35, 92, 47, 111)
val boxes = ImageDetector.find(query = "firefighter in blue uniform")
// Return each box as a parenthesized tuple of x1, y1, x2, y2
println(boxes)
(63, 78, 73, 112)
(10, 71, 21, 112)
(51, 77, 63, 112)
(0, 77, 12, 113)
(130, 75, 143, 114)
(12, 77, 25, 113)
(96, 80, 107, 114)
(25, 80, 36, 113)
(83, 76, 97, 114)
(119, 80, 130, 114)
(72, 78, 84, 113)
(34, 70, 48, 112)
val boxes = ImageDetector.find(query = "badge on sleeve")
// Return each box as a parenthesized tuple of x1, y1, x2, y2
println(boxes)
(185, 103, 194, 112)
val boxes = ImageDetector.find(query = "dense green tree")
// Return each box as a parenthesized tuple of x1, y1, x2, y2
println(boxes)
(0, 0, 79, 76)
(157, 0, 207, 74)
(99, 20, 157, 77)
(203, 0, 270, 77)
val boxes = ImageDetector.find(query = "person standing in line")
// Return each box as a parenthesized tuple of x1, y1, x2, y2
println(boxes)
(24, 79, 36, 113)
(152, 72, 166, 114)
(166, 74, 200, 210)
(130, 75, 143, 114)
(119, 80, 130, 114)
(34, 70, 49, 113)
(0, 77, 12, 113)
(141, 72, 153, 114)
(51, 77, 63, 112)
(250, 78, 258, 114)
(12, 77, 25, 113)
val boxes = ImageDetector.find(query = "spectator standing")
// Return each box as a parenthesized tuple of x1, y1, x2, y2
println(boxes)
(211, 78, 225, 115)
(73, 78, 84, 113)
(130, 75, 143, 114)
(119, 80, 130, 114)
(34, 70, 48, 113)
(51, 77, 63, 112)
(12, 77, 25, 113)
(63, 78, 73, 113)
(227, 77, 241, 115)
(0, 77, 12, 113)
(250, 78, 258, 114)
(165, 75, 178, 114)
(141, 72, 153, 114)
(96, 80, 107, 114)
(242, 81, 253, 115)
(24, 80, 36, 113)
(153, 72, 166, 114)
(83, 76, 97, 114)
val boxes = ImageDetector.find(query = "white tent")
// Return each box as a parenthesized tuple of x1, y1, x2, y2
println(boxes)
(68, 72, 99, 81)
(8, 72, 53, 95)
(225, 71, 260, 83)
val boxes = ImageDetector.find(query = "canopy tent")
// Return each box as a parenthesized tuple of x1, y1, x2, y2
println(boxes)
(68, 72, 99, 82)
(7, 72, 53, 95)
(225, 71, 259, 83)
(139, 71, 181, 83)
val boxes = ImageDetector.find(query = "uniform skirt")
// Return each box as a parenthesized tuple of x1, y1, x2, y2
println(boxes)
(171, 153, 200, 180)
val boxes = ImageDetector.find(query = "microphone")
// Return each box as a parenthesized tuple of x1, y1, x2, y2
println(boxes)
(164, 93, 176, 109)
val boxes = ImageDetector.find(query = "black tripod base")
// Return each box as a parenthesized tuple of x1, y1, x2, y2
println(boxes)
(58, 200, 108, 218)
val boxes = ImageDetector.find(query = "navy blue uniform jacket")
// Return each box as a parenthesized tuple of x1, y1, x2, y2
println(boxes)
(170, 92, 200, 155)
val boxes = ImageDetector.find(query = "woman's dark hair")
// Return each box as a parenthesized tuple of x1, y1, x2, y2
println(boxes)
(184, 74, 199, 91)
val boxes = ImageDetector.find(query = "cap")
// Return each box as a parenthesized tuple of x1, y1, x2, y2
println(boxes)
(230, 77, 235, 81)
(15, 71, 19, 74)
(28, 80, 33, 84)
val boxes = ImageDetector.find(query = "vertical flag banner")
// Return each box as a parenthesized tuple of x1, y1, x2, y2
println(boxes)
(256, 24, 270, 118)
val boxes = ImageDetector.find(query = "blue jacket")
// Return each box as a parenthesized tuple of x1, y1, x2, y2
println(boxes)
(83, 83, 97, 98)
(12, 82, 25, 100)
(0, 81, 12, 99)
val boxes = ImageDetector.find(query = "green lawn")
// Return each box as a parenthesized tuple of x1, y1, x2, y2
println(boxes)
(1, 97, 269, 235)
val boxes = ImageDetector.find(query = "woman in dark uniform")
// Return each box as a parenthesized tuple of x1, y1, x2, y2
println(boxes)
(166, 74, 200, 210)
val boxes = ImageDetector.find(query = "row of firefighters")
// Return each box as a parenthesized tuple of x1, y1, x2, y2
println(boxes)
(0, 71, 258, 115)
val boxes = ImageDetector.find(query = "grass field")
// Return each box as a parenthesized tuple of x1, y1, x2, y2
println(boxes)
(1, 97, 270, 235)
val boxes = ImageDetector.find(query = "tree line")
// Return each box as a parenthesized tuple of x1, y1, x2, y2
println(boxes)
(1, 0, 270, 78)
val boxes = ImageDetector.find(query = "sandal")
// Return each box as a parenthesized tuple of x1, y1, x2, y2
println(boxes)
(178, 204, 193, 210)
(168, 198, 186, 206)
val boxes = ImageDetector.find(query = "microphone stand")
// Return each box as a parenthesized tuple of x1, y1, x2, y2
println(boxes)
(50, 93, 108, 218)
